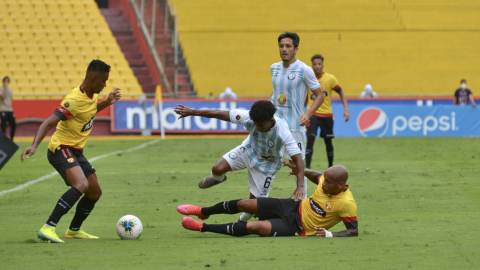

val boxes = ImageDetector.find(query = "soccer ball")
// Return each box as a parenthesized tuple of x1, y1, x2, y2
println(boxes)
(116, 215, 143, 240)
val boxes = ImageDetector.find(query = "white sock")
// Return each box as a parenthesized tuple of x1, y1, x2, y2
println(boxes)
(303, 176, 308, 199)
(212, 172, 226, 182)
(44, 224, 54, 228)
(239, 212, 253, 222)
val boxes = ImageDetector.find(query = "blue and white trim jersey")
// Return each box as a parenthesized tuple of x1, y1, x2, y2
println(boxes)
(229, 109, 301, 175)
(270, 59, 321, 132)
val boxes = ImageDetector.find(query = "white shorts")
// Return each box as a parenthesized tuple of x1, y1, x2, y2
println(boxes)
(222, 145, 276, 198)
(283, 131, 306, 160)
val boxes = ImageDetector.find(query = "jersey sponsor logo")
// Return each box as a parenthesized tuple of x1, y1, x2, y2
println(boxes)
(81, 116, 96, 132)
(288, 72, 296, 80)
(235, 115, 241, 121)
(357, 107, 389, 137)
(309, 198, 326, 217)
(326, 201, 332, 210)
(67, 157, 75, 163)
(268, 139, 274, 148)
(277, 94, 287, 105)
(228, 152, 238, 159)
(65, 102, 70, 108)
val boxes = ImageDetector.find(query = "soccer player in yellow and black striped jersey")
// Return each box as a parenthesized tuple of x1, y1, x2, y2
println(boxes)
(306, 54, 349, 169)
(21, 60, 122, 243)
(176, 164, 357, 239)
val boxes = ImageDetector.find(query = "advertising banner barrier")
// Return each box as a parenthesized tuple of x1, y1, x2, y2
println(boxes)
(111, 100, 480, 137)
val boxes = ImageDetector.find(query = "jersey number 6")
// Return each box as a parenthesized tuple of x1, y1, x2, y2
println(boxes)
(264, 177, 272, 188)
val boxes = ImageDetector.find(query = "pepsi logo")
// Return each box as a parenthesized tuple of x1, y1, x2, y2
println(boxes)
(357, 107, 389, 137)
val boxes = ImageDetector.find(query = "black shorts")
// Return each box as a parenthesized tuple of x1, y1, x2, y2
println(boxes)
(307, 115, 334, 139)
(47, 146, 96, 185)
(257, 198, 302, 237)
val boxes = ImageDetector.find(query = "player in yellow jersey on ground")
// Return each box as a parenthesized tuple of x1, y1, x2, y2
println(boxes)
(177, 163, 357, 238)
(306, 54, 349, 169)
(20, 60, 122, 243)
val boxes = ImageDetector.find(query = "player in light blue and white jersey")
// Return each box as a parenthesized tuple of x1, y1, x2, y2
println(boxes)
(174, 101, 305, 222)
(270, 32, 325, 198)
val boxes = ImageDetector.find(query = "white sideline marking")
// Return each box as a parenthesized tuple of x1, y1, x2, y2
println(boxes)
(0, 140, 160, 197)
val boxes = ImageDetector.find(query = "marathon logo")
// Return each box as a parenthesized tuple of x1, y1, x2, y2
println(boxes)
(309, 198, 326, 217)
(81, 116, 95, 132)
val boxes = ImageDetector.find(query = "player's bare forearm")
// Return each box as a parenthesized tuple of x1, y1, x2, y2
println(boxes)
(332, 228, 358, 237)
(338, 91, 350, 121)
(32, 114, 60, 148)
(175, 104, 230, 121)
(96, 99, 111, 113)
(306, 89, 324, 117)
(305, 169, 323, 184)
(291, 154, 305, 188)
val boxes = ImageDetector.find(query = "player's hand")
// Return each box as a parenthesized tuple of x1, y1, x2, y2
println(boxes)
(290, 187, 305, 201)
(299, 113, 310, 126)
(344, 110, 350, 122)
(108, 88, 122, 105)
(21, 146, 36, 163)
(314, 227, 327, 238)
(174, 104, 194, 119)
(282, 161, 298, 176)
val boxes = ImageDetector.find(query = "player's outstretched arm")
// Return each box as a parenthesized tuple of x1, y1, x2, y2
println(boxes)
(289, 154, 305, 201)
(174, 104, 230, 121)
(21, 114, 61, 162)
(282, 161, 323, 185)
(299, 88, 324, 126)
(314, 227, 358, 238)
(97, 88, 122, 113)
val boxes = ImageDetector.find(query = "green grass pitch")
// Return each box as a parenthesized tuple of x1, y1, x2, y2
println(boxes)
(1, 137, 479, 269)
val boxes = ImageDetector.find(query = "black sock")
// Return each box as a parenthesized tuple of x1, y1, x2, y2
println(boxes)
(325, 139, 334, 167)
(305, 135, 316, 169)
(201, 200, 241, 216)
(202, 222, 249, 237)
(69, 196, 99, 231)
(45, 187, 82, 227)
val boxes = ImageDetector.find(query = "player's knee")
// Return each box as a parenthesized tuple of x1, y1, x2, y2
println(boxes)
(237, 200, 253, 212)
(246, 222, 261, 234)
(72, 181, 88, 194)
(307, 134, 316, 144)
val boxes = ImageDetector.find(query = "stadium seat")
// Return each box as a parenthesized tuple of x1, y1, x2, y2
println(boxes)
(2, 0, 143, 99)
(169, 0, 480, 96)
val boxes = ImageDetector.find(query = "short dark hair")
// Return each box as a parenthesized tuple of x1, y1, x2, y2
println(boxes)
(461, 79, 467, 83)
(87, 60, 111, 73)
(278, 32, 300, 48)
(3, 76, 10, 83)
(311, 54, 324, 62)
(249, 100, 276, 123)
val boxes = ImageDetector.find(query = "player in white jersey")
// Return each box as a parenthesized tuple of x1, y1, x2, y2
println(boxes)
(270, 32, 325, 198)
(174, 100, 306, 222)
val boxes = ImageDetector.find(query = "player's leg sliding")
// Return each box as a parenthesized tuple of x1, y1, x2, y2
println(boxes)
(198, 172, 227, 189)
(178, 200, 242, 219)
(324, 138, 334, 167)
(182, 217, 250, 237)
(65, 195, 99, 239)
(38, 186, 83, 243)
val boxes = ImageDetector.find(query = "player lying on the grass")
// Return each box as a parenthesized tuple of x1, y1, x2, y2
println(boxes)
(177, 164, 358, 238)
(174, 100, 305, 222)
(20, 60, 122, 243)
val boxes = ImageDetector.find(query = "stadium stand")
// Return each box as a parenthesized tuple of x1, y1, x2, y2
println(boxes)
(0, 0, 143, 99)
(169, 0, 480, 96)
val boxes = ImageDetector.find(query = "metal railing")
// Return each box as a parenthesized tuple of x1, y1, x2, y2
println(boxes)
(129, 0, 175, 96)
(130, 0, 182, 98)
